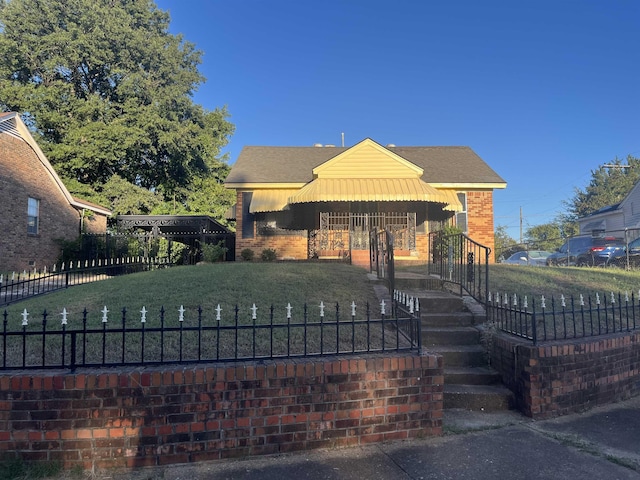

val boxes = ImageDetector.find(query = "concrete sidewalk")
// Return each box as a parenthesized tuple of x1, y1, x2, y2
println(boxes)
(103, 395, 640, 480)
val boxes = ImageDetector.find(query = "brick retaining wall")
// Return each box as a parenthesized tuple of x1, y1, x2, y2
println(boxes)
(487, 329, 640, 419)
(0, 353, 443, 471)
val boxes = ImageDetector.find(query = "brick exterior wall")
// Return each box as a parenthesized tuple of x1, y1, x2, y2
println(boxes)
(237, 233, 309, 261)
(466, 191, 496, 263)
(0, 353, 443, 471)
(82, 212, 107, 234)
(233, 190, 498, 264)
(0, 135, 107, 272)
(234, 191, 309, 260)
(486, 330, 640, 419)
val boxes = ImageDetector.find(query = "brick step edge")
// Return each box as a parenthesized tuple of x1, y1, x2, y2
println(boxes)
(443, 384, 515, 411)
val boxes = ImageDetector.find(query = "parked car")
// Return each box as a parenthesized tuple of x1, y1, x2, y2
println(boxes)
(502, 250, 552, 266)
(546, 236, 625, 266)
(575, 237, 625, 266)
(608, 237, 640, 268)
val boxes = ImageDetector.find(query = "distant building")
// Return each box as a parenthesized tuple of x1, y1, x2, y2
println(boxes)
(0, 112, 111, 271)
(578, 181, 640, 240)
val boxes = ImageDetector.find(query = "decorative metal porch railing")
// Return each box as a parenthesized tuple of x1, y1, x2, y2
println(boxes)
(318, 212, 416, 252)
(370, 228, 395, 295)
(427, 232, 490, 304)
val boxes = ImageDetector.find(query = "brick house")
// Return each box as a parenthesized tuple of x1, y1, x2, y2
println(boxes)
(225, 138, 506, 266)
(0, 112, 111, 272)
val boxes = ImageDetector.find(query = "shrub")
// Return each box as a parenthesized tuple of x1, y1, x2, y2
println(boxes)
(0, 455, 62, 479)
(201, 241, 228, 263)
(158, 238, 188, 264)
(55, 237, 82, 265)
(240, 248, 255, 261)
(261, 248, 277, 262)
(432, 225, 464, 262)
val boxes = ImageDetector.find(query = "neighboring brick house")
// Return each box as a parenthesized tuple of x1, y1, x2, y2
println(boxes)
(225, 138, 506, 265)
(0, 112, 111, 272)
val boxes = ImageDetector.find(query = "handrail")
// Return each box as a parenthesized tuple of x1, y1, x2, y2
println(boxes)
(370, 229, 395, 295)
(427, 232, 490, 304)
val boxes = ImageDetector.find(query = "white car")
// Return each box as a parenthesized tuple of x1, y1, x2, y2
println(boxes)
(502, 250, 553, 266)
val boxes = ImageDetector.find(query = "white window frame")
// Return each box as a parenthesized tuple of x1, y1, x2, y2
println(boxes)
(455, 192, 468, 233)
(27, 197, 39, 235)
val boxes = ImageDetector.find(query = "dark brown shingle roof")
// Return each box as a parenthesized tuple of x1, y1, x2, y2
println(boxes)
(225, 142, 506, 186)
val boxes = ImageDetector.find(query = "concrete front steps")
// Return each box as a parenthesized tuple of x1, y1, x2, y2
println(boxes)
(397, 280, 514, 412)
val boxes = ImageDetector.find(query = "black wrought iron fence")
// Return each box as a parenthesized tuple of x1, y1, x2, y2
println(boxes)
(370, 228, 395, 294)
(375, 289, 423, 345)
(0, 301, 421, 371)
(487, 291, 640, 344)
(0, 257, 170, 306)
(428, 232, 490, 303)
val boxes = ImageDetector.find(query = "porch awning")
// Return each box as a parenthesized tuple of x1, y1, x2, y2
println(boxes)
(249, 189, 298, 213)
(288, 178, 463, 211)
(437, 189, 464, 212)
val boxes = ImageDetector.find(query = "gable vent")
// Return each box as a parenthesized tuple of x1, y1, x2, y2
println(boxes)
(0, 118, 21, 139)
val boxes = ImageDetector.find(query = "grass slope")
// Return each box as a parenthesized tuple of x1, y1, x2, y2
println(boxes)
(5, 262, 640, 327)
(488, 265, 640, 300)
(2, 263, 380, 328)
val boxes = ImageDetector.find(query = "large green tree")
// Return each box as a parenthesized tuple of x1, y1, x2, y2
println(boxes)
(566, 155, 640, 220)
(0, 0, 234, 217)
(493, 225, 518, 260)
(524, 221, 577, 251)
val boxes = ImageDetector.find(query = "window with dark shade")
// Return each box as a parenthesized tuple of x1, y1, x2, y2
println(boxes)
(242, 192, 254, 238)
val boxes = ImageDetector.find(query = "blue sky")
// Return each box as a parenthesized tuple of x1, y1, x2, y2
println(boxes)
(155, 0, 640, 241)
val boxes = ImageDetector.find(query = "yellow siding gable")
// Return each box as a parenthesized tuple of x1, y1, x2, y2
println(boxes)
(312, 138, 423, 179)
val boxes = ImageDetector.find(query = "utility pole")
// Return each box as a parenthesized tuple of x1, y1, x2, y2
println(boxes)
(520, 206, 523, 244)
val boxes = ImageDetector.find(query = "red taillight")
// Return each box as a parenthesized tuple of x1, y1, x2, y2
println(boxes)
(591, 247, 605, 252)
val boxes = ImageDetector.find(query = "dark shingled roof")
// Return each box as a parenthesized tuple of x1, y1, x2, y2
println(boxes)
(226, 143, 506, 186)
